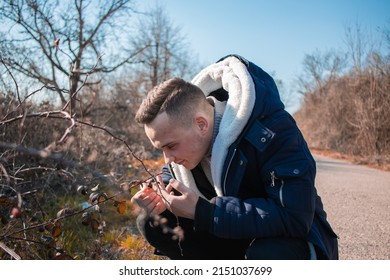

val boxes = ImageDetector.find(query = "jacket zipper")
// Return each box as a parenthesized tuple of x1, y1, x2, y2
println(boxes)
(270, 171, 285, 207)
(270, 171, 276, 187)
(223, 148, 237, 194)
(279, 179, 285, 207)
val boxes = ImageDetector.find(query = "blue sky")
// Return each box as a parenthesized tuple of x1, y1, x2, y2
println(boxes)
(139, 0, 389, 111)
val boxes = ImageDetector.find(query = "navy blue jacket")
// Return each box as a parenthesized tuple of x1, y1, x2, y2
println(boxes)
(167, 55, 338, 259)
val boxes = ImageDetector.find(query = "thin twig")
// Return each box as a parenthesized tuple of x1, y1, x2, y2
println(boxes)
(1, 57, 21, 106)
(61, 54, 103, 112)
(0, 85, 61, 122)
(75, 119, 154, 177)
(0, 141, 114, 188)
(0, 171, 164, 241)
(0, 241, 21, 260)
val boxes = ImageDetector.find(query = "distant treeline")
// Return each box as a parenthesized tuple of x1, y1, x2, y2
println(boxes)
(294, 39, 389, 166)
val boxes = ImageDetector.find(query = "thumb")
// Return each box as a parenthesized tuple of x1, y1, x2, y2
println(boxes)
(168, 179, 188, 194)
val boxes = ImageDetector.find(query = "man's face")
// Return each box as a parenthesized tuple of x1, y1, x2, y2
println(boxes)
(145, 112, 210, 170)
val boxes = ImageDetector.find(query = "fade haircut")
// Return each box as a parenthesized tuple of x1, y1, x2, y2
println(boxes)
(135, 77, 206, 126)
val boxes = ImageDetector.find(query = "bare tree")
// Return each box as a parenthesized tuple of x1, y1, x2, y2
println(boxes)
(298, 49, 346, 94)
(344, 21, 371, 74)
(0, 0, 142, 114)
(295, 22, 390, 166)
(131, 4, 199, 89)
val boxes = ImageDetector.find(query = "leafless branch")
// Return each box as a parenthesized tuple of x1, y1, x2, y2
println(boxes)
(0, 57, 21, 105)
(0, 141, 114, 188)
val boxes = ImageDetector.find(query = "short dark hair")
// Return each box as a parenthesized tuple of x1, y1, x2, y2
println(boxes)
(135, 77, 206, 125)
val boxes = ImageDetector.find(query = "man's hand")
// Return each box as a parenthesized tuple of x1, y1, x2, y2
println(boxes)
(158, 178, 199, 220)
(130, 176, 167, 216)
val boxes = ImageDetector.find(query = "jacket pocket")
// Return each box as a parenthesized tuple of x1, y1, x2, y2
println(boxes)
(245, 119, 275, 153)
(265, 160, 312, 209)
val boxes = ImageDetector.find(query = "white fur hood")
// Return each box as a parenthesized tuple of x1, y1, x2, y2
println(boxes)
(171, 56, 256, 198)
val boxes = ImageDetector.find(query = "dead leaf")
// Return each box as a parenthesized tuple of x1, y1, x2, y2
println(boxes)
(51, 226, 62, 238)
(90, 219, 99, 231)
(116, 201, 126, 214)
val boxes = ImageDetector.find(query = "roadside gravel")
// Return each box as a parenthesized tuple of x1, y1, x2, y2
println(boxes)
(314, 154, 390, 260)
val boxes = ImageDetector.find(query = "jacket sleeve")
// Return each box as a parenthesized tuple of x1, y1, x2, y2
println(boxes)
(194, 115, 317, 239)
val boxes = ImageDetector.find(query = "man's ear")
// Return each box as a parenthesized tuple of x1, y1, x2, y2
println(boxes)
(194, 114, 209, 135)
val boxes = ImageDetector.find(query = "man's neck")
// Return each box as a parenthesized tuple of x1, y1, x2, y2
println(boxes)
(205, 96, 226, 158)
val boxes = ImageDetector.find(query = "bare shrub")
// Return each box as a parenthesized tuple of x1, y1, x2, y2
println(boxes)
(295, 66, 390, 166)
(295, 22, 390, 167)
(0, 76, 165, 260)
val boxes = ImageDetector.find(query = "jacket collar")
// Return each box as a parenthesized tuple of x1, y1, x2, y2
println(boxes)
(171, 56, 256, 197)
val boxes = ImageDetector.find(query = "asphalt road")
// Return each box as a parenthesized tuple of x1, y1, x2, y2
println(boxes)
(314, 154, 390, 260)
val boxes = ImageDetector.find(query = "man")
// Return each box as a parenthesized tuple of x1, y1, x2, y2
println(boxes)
(131, 55, 338, 259)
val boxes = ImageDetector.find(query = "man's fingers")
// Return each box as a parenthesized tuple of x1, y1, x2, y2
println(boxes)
(150, 200, 164, 215)
(156, 175, 165, 188)
(168, 178, 187, 194)
(131, 187, 155, 204)
(165, 183, 173, 193)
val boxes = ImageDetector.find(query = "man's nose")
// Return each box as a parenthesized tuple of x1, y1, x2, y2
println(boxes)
(163, 152, 174, 164)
